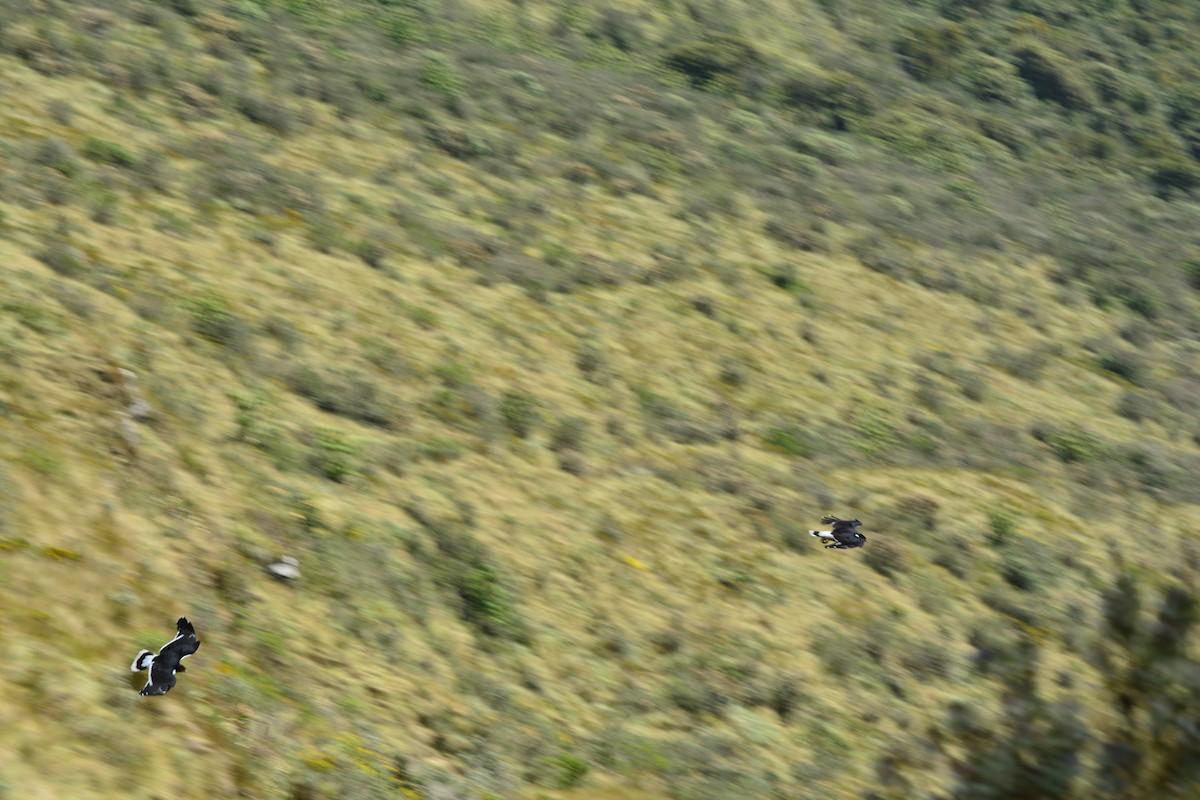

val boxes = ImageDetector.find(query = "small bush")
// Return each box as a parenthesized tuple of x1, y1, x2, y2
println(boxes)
(550, 416, 588, 452)
(576, 343, 606, 376)
(762, 423, 814, 457)
(862, 537, 910, 580)
(381, 8, 421, 46)
(285, 366, 398, 428)
(234, 93, 295, 134)
(532, 752, 590, 789)
(185, 292, 252, 353)
(667, 674, 730, 716)
(419, 51, 465, 97)
(989, 345, 1051, 382)
(590, 8, 643, 52)
(895, 22, 966, 81)
(498, 390, 541, 438)
(663, 35, 761, 89)
(423, 525, 528, 641)
(38, 238, 88, 277)
(985, 507, 1018, 546)
(977, 113, 1032, 154)
(899, 639, 952, 681)
(1012, 41, 1093, 110)
(46, 99, 73, 124)
(1031, 422, 1107, 463)
(764, 218, 823, 251)
(892, 494, 940, 531)
(81, 137, 135, 168)
(425, 123, 492, 159)
(959, 53, 1025, 103)
(419, 436, 465, 462)
(778, 69, 873, 126)
(32, 137, 80, 176)
(1116, 390, 1159, 423)
(1095, 347, 1148, 386)
(305, 428, 358, 482)
(458, 563, 519, 637)
(1000, 547, 1060, 593)
(1148, 158, 1200, 199)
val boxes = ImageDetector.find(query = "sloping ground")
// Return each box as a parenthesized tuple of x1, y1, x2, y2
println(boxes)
(1, 0, 1199, 798)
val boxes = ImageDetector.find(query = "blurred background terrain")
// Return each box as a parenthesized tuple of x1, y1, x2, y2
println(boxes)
(1, 0, 1199, 797)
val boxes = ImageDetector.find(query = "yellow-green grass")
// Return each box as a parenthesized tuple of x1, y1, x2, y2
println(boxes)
(0, 8, 1197, 800)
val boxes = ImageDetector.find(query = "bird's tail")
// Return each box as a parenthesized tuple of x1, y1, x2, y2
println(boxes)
(131, 650, 154, 672)
(810, 530, 835, 541)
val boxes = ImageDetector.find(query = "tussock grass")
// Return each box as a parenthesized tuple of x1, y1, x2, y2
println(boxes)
(0, 0, 1199, 798)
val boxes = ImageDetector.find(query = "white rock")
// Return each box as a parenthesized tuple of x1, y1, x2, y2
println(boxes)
(127, 398, 155, 421)
(267, 556, 300, 581)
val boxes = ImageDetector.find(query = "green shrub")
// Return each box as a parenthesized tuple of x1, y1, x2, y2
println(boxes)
(458, 563, 518, 637)
(186, 291, 252, 352)
(285, 365, 398, 428)
(590, 8, 643, 52)
(425, 123, 493, 159)
(46, 98, 73, 124)
(423, 525, 528, 641)
(762, 423, 813, 457)
(419, 51, 465, 97)
(31, 137, 80, 176)
(550, 416, 588, 452)
(1011, 41, 1094, 110)
(1148, 158, 1200, 199)
(234, 93, 295, 134)
(1095, 347, 1148, 385)
(419, 436, 465, 462)
(942, 0, 995, 19)
(576, 343, 606, 376)
(532, 752, 590, 789)
(960, 53, 1025, 103)
(778, 69, 873, 126)
(1116, 390, 1159, 422)
(381, 8, 421, 46)
(895, 22, 966, 81)
(305, 428, 358, 482)
(854, 412, 902, 455)
(862, 536, 910, 580)
(764, 218, 823, 251)
(989, 344, 1052, 382)
(985, 507, 1018, 546)
(38, 238, 88, 277)
(976, 113, 1032, 155)
(88, 188, 119, 225)
(1183, 257, 1200, 290)
(22, 448, 63, 476)
(498, 390, 541, 438)
(891, 494, 940, 531)
(1031, 422, 1107, 463)
(663, 35, 761, 89)
(81, 137, 135, 167)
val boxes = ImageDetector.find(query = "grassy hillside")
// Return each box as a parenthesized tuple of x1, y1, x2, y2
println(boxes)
(1, 0, 1199, 798)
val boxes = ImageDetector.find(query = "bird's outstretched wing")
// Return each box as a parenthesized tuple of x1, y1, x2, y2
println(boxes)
(162, 617, 200, 658)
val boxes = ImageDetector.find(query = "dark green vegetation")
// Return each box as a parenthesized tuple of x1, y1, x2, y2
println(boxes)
(1, 0, 1200, 798)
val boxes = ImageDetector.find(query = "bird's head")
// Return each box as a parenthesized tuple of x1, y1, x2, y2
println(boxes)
(849, 519, 862, 527)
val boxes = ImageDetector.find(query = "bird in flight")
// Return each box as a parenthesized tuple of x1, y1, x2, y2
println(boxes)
(810, 515, 867, 549)
(131, 617, 201, 696)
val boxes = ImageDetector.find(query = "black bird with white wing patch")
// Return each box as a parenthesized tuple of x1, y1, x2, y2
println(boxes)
(810, 515, 867, 549)
(131, 616, 200, 696)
